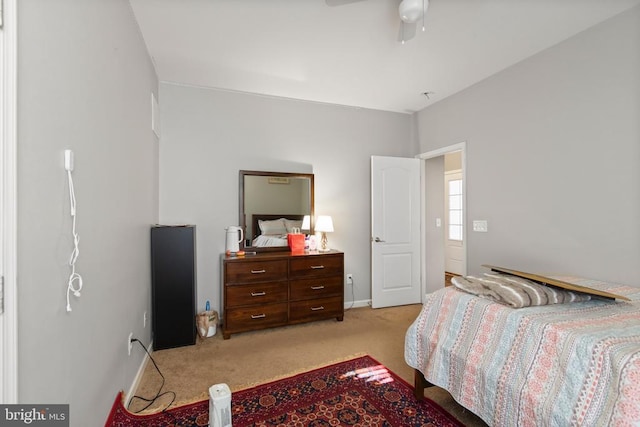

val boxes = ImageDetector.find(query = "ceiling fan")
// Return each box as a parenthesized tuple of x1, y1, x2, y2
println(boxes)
(398, 0, 429, 43)
(326, 0, 429, 44)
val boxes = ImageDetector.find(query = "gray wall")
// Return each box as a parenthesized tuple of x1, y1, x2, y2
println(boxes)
(416, 6, 640, 286)
(424, 157, 445, 293)
(159, 83, 414, 313)
(18, 0, 158, 423)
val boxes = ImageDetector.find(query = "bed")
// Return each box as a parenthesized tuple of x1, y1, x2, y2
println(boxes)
(405, 272, 640, 426)
(250, 214, 304, 247)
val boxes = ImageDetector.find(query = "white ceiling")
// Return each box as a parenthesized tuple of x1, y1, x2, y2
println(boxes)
(129, 0, 640, 113)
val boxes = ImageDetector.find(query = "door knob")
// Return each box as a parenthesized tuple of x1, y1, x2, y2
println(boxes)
(373, 237, 385, 243)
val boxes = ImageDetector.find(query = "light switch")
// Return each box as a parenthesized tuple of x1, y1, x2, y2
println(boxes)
(473, 220, 488, 232)
(436, 218, 442, 227)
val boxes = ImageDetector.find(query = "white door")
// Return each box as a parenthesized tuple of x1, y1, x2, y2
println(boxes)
(444, 171, 464, 275)
(1, 0, 19, 403)
(371, 156, 421, 308)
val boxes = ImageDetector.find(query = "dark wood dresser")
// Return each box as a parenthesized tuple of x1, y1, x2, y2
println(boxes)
(221, 250, 344, 339)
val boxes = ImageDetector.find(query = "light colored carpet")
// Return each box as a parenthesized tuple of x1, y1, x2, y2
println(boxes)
(129, 304, 487, 426)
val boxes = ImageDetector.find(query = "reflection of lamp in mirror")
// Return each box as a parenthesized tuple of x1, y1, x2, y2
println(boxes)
(301, 215, 311, 233)
(315, 215, 334, 252)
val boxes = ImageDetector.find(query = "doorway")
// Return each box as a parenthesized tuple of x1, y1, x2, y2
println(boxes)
(444, 156, 464, 285)
(417, 142, 467, 295)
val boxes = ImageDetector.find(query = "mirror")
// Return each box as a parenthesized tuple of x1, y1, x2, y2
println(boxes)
(240, 170, 314, 252)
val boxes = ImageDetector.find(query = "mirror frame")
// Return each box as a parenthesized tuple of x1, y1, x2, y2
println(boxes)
(239, 170, 314, 252)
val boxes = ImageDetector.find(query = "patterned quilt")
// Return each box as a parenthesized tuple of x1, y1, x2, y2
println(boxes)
(405, 277, 640, 426)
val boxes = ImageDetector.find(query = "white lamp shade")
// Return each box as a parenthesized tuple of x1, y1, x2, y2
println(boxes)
(315, 215, 334, 233)
(301, 215, 311, 231)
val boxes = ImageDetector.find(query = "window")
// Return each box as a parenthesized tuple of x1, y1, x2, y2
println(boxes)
(448, 179, 463, 241)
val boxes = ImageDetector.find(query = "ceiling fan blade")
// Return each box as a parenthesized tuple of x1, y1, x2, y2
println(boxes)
(397, 21, 417, 43)
(325, 0, 367, 6)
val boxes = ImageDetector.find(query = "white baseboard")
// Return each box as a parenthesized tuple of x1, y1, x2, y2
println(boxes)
(125, 340, 153, 407)
(344, 299, 371, 309)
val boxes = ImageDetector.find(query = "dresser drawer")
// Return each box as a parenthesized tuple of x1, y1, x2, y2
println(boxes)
(224, 303, 288, 332)
(225, 259, 288, 283)
(289, 254, 343, 278)
(226, 281, 288, 308)
(289, 296, 343, 323)
(290, 276, 343, 301)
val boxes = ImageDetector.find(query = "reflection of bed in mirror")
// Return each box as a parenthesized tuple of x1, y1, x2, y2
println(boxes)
(251, 214, 305, 247)
(240, 170, 314, 252)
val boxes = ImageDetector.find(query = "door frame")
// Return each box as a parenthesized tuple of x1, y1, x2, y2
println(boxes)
(416, 142, 467, 295)
(1, 0, 19, 403)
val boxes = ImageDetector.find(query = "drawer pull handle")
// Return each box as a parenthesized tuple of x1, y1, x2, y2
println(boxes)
(310, 265, 325, 269)
(251, 314, 266, 319)
(311, 286, 325, 290)
(251, 269, 266, 274)
(251, 291, 266, 297)
(311, 306, 325, 311)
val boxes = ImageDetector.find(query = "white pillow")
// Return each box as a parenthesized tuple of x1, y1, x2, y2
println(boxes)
(284, 219, 303, 233)
(258, 218, 287, 236)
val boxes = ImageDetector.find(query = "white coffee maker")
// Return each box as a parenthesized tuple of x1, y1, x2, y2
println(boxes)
(225, 226, 243, 253)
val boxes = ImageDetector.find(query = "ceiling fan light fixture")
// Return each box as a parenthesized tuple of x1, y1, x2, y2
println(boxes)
(399, 0, 426, 24)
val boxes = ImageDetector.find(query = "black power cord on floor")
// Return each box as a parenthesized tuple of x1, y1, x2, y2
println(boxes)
(127, 339, 176, 414)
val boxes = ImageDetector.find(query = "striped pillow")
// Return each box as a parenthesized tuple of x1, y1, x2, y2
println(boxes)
(451, 272, 591, 308)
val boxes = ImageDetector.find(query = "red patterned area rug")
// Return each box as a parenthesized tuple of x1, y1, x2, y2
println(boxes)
(106, 355, 463, 426)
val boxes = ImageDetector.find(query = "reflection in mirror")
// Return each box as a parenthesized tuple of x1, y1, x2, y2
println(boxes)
(240, 170, 314, 252)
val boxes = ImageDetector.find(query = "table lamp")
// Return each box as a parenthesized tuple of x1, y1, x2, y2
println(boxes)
(315, 215, 334, 252)
(301, 215, 311, 233)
